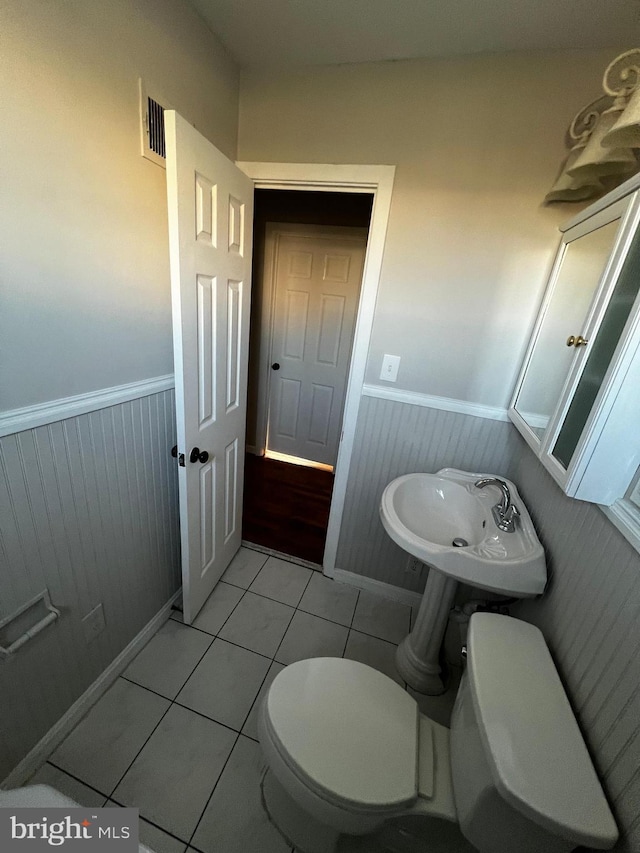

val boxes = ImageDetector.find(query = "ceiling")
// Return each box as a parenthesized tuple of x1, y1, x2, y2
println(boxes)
(190, 0, 637, 68)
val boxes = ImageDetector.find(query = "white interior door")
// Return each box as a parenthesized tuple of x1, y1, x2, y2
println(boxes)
(166, 111, 253, 624)
(267, 226, 366, 466)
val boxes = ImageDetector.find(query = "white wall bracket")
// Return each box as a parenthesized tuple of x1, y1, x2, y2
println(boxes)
(0, 590, 61, 659)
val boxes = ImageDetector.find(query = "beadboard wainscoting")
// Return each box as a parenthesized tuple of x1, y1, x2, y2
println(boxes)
(335, 394, 521, 592)
(0, 390, 180, 782)
(511, 439, 640, 853)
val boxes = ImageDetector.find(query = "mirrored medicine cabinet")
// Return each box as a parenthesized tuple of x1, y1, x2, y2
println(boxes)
(509, 176, 640, 512)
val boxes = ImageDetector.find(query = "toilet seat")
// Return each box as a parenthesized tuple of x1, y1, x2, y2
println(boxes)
(262, 657, 419, 813)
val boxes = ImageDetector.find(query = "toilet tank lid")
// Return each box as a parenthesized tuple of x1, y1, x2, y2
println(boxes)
(466, 613, 618, 849)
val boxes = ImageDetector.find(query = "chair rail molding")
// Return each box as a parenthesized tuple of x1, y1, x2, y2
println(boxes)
(362, 384, 510, 422)
(0, 375, 175, 438)
(601, 499, 640, 554)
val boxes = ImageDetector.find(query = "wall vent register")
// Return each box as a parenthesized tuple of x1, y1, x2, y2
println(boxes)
(139, 80, 167, 167)
(146, 97, 166, 158)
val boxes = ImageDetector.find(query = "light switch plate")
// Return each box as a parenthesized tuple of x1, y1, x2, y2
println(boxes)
(380, 354, 401, 382)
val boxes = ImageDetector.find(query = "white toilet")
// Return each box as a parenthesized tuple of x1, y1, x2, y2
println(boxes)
(258, 613, 618, 853)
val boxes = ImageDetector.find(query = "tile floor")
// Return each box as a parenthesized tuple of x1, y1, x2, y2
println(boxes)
(28, 546, 460, 853)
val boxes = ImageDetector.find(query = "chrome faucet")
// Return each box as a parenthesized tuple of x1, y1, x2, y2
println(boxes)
(475, 477, 520, 532)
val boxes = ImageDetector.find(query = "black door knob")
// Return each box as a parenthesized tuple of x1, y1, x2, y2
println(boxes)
(189, 447, 209, 464)
(271, 362, 280, 370)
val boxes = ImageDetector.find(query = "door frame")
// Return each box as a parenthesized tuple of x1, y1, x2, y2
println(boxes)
(254, 222, 369, 462)
(236, 162, 396, 576)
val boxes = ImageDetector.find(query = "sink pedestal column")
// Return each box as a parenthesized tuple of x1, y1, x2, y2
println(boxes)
(395, 568, 458, 695)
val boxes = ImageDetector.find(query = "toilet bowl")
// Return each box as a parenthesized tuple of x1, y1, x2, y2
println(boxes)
(258, 613, 618, 853)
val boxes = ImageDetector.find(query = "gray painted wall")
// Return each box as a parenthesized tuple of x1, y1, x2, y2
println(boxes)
(510, 439, 640, 853)
(1, 0, 238, 412)
(335, 395, 519, 591)
(0, 391, 180, 781)
(238, 49, 616, 410)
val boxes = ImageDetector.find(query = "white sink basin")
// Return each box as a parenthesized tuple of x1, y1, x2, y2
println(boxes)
(380, 468, 546, 597)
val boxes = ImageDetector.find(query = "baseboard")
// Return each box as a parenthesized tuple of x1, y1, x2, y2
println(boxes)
(1, 589, 181, 790)
(332, 569, 423, 608)
(241, 540, 322, 571)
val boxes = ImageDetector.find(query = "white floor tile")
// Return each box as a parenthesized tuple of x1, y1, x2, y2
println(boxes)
(28, 763, 107, 807)
(192, 582, 244, 635)
(298, 573, 359, 627)
(177, 638, 270, 730)
(344, 630, 404, 685)
(351, 590, 411, 644)
(191, 736, 290, 853)
(123, 620, 213, 699)
(112, 704, 236, 842)
(218, 592, 294, 657)
(221, 547, 269, 589)
(249, 557, 312, 607)
(39, 541, 449, 853)
(106, 802, 187, 853)
(242, 661, 285, 741)
(50, 678, 170, 795)
(275, 610, 348, 666)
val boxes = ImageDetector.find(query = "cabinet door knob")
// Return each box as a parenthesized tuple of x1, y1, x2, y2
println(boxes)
(566, 334, 589, 347)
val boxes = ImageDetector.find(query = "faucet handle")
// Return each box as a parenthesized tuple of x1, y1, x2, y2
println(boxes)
(504, 503, 520, 525)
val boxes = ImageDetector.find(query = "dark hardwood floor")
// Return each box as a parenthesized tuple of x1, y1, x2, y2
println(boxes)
(242, 453, 334, 564)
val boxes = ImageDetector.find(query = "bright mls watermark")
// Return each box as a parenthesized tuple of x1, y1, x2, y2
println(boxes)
(0, 809, 138, 851)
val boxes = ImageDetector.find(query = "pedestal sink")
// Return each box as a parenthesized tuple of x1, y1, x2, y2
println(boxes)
(380, 468, 546, 694)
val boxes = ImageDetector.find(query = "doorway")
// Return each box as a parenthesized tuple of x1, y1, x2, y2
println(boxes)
(243, 189, 373, 563)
